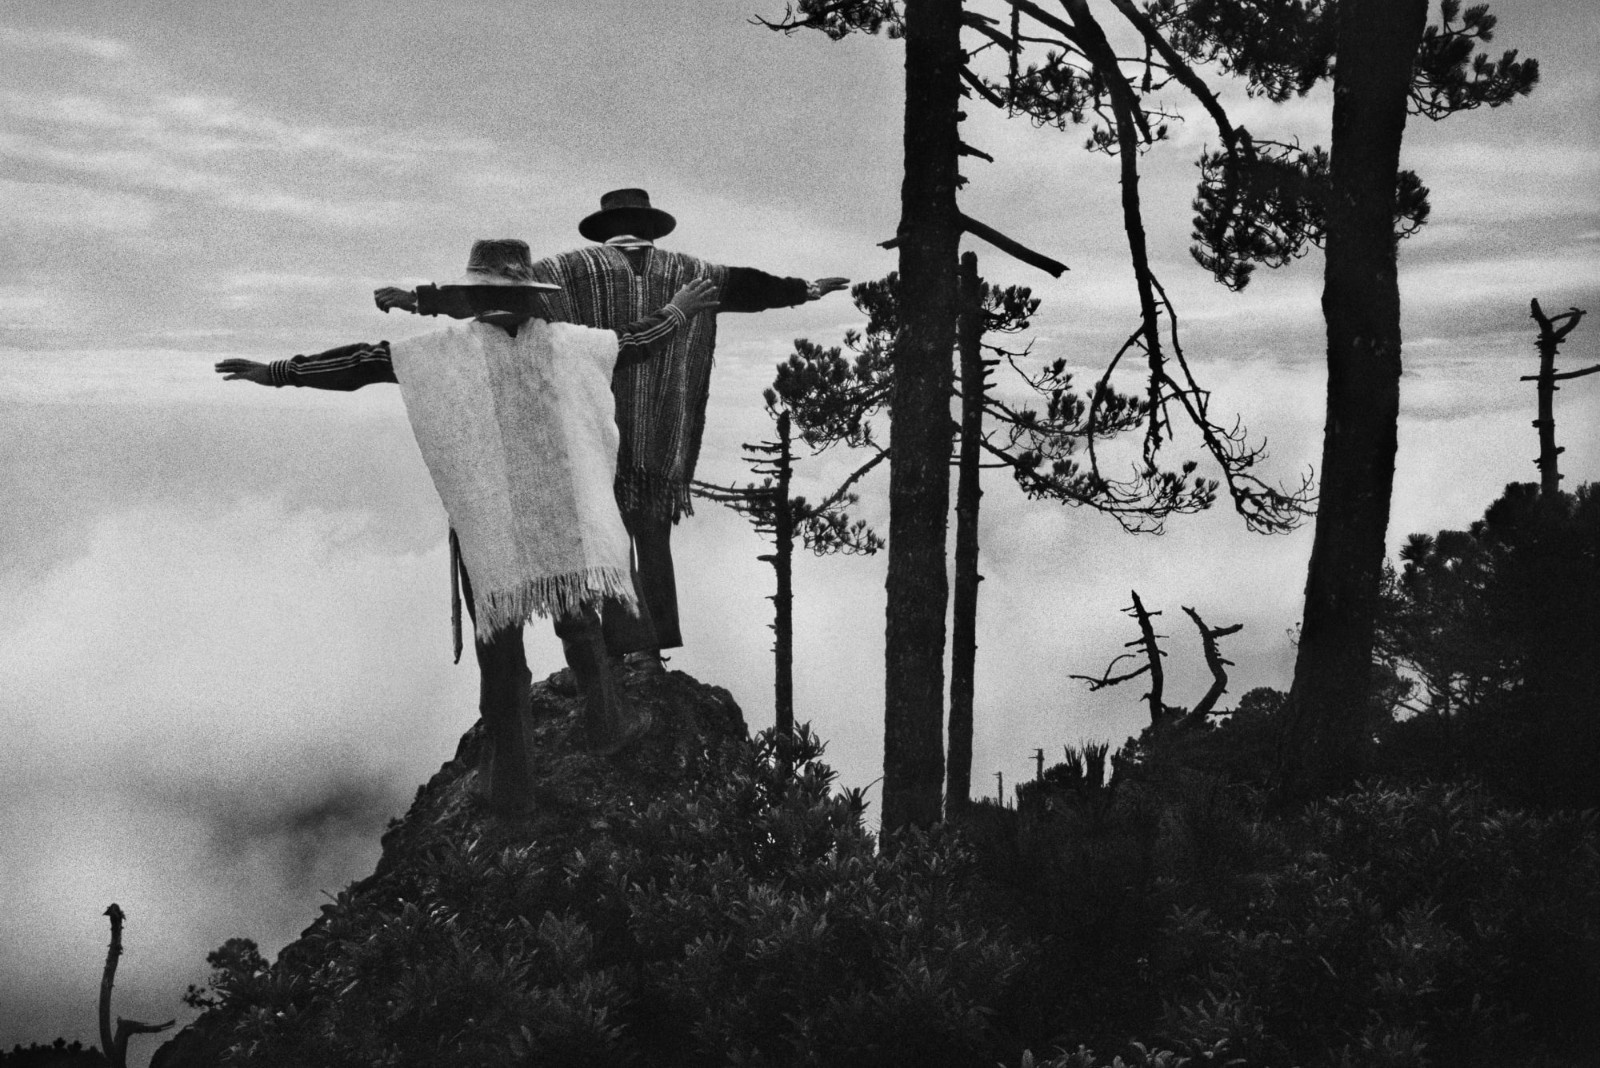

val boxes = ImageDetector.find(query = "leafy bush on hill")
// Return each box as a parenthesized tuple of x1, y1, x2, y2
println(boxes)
(168, 669, 1598, 1068)
(1375, 482, 1600, 810)
(0, 1040, 108, 1068)
(180, 722, 1024, 1067)
(983, 764, 1599, 1068)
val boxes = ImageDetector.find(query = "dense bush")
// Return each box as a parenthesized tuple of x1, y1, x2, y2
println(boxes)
(0, 1040, 108, 1068)
(1375, 482, 1600, 809)
(181, 725, 1024, 1067)
(980, 766, 1599, 1068)
(171, 659, 1598, 1068)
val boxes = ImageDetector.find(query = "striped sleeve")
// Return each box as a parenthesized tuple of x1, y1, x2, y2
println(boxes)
(270, 341, 397, 390)
(614, 305, 687, 368)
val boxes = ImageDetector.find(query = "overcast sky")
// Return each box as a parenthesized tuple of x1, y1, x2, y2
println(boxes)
(2, 0, 1597, 1059)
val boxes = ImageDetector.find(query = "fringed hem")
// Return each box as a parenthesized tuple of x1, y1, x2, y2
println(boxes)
(472, 566, 637, 641)
(615, 467, 693, 522)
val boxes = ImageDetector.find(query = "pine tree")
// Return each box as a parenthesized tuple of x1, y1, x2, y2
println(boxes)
(760, 0, 1316, 826)
(1165, 0, 1538, 794)
(695, 403, 883, 739)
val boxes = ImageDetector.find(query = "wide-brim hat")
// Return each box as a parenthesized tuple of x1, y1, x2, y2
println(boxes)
(450, 238, 561, 289)
(578, 188, 677, 243)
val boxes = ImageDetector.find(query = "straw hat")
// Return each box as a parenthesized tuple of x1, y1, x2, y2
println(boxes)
(452, 238, 560, 289)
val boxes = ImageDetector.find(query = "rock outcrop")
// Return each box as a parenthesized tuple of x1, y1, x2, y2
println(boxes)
(152, 665, 748, 1068)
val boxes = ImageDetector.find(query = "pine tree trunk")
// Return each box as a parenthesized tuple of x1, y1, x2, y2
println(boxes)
(773, 412, 795, 738)
(947, 251, 985, 814)
(1283, 0, 1428, 797)
(883, 0, 962, 832)
(1532, 305, 1563, 496)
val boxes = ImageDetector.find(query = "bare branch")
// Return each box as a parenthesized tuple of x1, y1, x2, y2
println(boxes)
(807, 448, 890, 515)
(100, 905, 174, 1068)
(1149, 274, 1316, 532)
(964, 11, 1020, 53)
(958, 138, 997, 163)
(1127, 590, 1167, 724)
(1071, 591, 1169, 724)
(1069, 652, 1151, 690)
(1528, 297, 1592, 492)
(1004, 0, 1085, 50)
(961, 65, 1007, 108)
(1103, 0, 1237, 150)
(1182, 605, 1243, 720)
(961, 213, 1070, 276)
(880, 213, 1070, 277)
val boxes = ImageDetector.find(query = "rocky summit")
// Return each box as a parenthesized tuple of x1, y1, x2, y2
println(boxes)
(152, 665, 753, 1068)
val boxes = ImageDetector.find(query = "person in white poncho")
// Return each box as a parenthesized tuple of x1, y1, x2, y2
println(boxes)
(217, 239, 718, 816)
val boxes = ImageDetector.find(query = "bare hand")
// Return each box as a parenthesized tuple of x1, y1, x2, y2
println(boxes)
(811, 277, 849, 298)
(214, 358, 274, 385)
(668, 278, 720, 318)
(374, 287, 418, 314)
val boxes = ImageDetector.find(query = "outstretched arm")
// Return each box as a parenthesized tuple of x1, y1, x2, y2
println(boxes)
(214, 341, 396, 391)
(615, 279, 720, 367)
(721, 268, 849, 313)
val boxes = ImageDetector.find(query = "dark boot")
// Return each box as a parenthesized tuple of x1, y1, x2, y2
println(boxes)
(623, 649, 668, 676)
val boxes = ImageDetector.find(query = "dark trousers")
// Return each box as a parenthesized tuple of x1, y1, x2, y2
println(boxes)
(459, 562, 638, 762)
(456, 564, 537, 812)
(610, 509, 681, 651)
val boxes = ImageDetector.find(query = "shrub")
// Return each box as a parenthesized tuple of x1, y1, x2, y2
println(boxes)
(184, 725, 1024, 1067)
(978, 759, 1598, 1068)
(1152, 783, 1600, 1067)
(0, 1040, 108, 1067)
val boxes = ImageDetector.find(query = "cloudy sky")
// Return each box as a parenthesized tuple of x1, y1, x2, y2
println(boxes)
(2, 0, 1596, 1058)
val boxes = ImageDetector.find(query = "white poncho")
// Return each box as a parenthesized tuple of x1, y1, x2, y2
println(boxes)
(390, 319, 636, 639)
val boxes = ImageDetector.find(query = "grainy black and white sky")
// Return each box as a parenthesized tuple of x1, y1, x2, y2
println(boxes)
(2, 0, 1596, 1059)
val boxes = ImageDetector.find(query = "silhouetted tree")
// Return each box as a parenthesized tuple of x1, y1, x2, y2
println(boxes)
(949, 253, 986, 813)
(1376, 482, 1600, 808)
(765, 0, 1066, 830)
(696, 409, 884, 738)
(1071, 592, 1241, 728)
(98, 905, 172, 1068)
(1183, 605, 1245, 720)
(1071, 591, 1169, 725)
(1165, 0, 1538, 795)
(1526, 298, 1594, 496)
(779, 271, 1220, 809)
(760, 0, 1317, 827)
(0, 1039, 108, 1067)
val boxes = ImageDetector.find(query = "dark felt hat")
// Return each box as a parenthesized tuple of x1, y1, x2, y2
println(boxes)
(578, 188, 677, 243)
(454, 238, 558, 288)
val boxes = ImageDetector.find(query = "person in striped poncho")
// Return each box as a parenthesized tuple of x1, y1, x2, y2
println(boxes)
(379, 190, 848, 666)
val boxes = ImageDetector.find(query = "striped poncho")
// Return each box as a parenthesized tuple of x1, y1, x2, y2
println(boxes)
(533, 246, 728, 522)
(390, 319, 636, 639)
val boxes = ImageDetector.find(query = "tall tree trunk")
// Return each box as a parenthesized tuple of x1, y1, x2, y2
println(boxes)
(1533, 321, 1562, 497)
(772, 411, 795, 738)
(1527, 298, 1595, 497)
(1282, 0, 1428, 797)
(947, 251, 985, 814)
(1128, 590, 1165, 726)
(883, 0, 963, 832)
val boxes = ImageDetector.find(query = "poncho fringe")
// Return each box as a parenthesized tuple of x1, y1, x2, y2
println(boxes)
(472, 565, 636, 641)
